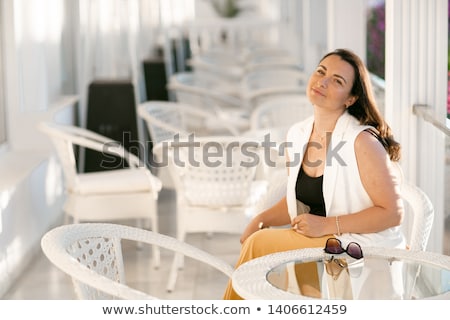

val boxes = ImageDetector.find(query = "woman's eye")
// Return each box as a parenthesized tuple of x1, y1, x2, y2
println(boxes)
(316, 69, 325, 75)
(334, 78, 343, 85)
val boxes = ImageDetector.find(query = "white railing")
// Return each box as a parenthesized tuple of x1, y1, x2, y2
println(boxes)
(412, 104, 450, 137)
(370, 73, 386, 116)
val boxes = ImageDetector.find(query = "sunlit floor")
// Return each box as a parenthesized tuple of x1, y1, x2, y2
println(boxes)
(3, 151, 450, 300)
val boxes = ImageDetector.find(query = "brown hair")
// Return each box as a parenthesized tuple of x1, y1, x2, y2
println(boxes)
(320, 49, 401, 161)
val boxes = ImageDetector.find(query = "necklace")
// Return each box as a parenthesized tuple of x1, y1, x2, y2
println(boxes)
(312, 129, 328, 142)
(314, 131, 325, 142)
(312, 123, 333, 143)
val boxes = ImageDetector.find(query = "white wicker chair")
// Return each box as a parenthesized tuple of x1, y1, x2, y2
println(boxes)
(156, 136, 269, 292)
(244, 93, 313, 178)
(167, 72, 242, 109)
(38, 122, 162, 267)
(398, 181, 434, 251)
(40, 223, 234, 299)
(241, 127, 288, 181)
(250, 94, 313, 130)
(167, 72, 250, 133)
(240, 68, 308, 108)
(138, 100, 239, 142)
(253, 170, 288, 214)
(243, 93, 314, 181)
(187, 51, 244, 81)
(138, 101, 242, 189)
(188, 49, 300, 81)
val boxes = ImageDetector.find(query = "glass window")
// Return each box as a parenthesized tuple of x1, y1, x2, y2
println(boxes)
(0, 13, 6, 147)
(447, 0, 449, 119)
(14, 0, 70, 112)
(366, 0, 385, 79)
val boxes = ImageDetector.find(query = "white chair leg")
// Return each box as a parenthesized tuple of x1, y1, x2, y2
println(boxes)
(135, 219, 145, 251)
(65, 213, 73, 225)
(136, 212, 161, 269)
(150, 212, 161, 269)
(166, 252, 183, 292)
(152, 245, 161, 269)
(166, 227, 185, 292)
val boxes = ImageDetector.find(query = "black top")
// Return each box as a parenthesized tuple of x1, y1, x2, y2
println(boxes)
(295, 166, 326, 216)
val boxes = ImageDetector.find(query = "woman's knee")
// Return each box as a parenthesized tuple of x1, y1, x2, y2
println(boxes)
(243, 229, 290, 254)
(242, 229, 265, 250)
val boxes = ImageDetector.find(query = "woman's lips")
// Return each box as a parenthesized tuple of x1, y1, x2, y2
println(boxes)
(311, 88, 325, 97)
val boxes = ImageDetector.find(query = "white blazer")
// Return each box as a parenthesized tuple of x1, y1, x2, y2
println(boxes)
(285, 111, 405, 248)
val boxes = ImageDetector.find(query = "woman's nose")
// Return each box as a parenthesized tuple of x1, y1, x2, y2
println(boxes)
(317, 77, 329, 87)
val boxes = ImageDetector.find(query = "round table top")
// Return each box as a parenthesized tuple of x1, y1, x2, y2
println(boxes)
(231, 247, 450, 300)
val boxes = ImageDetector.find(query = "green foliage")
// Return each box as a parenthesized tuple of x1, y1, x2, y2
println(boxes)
(210, 0, 242, 18)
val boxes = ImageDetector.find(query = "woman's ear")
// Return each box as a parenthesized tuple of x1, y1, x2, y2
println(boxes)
(347, 96, 358, 107)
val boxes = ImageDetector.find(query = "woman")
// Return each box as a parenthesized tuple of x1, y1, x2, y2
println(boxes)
(223, 48, 405, 300)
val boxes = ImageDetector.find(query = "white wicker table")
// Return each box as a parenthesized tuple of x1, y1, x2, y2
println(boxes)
(231, 247, 450, 300)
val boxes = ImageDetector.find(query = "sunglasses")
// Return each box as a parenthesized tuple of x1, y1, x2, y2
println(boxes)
(324, 238, 363, 259)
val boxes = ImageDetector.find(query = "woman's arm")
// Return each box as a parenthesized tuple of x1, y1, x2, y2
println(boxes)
(292, 130, 404, 237)
(339, 130, 404, 232)
(240, 196, 291, 244)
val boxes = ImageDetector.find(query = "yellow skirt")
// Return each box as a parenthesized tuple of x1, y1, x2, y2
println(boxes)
(223, 228, 331, 300)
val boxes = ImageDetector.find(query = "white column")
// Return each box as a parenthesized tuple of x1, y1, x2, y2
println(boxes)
(327, 0, 367, 63)
(301, 0, 328, 75)
(385, 0, 447, 253)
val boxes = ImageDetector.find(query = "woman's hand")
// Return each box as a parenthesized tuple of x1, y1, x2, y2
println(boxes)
(240, 196, 290, 244)
(291, 213, 328, 237)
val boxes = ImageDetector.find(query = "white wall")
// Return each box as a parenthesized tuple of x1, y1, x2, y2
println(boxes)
(0, 153, 65, 297)
(0, 0, 77, 296)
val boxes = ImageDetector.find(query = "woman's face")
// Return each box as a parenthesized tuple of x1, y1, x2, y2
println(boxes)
(307, 54, 357, 113)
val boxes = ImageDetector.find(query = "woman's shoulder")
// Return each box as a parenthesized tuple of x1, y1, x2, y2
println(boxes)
(355, 130, 382, 148)
(354, 129, 389, 162)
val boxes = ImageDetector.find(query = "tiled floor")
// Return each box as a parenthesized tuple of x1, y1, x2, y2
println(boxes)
(3, 150, 450, 300)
